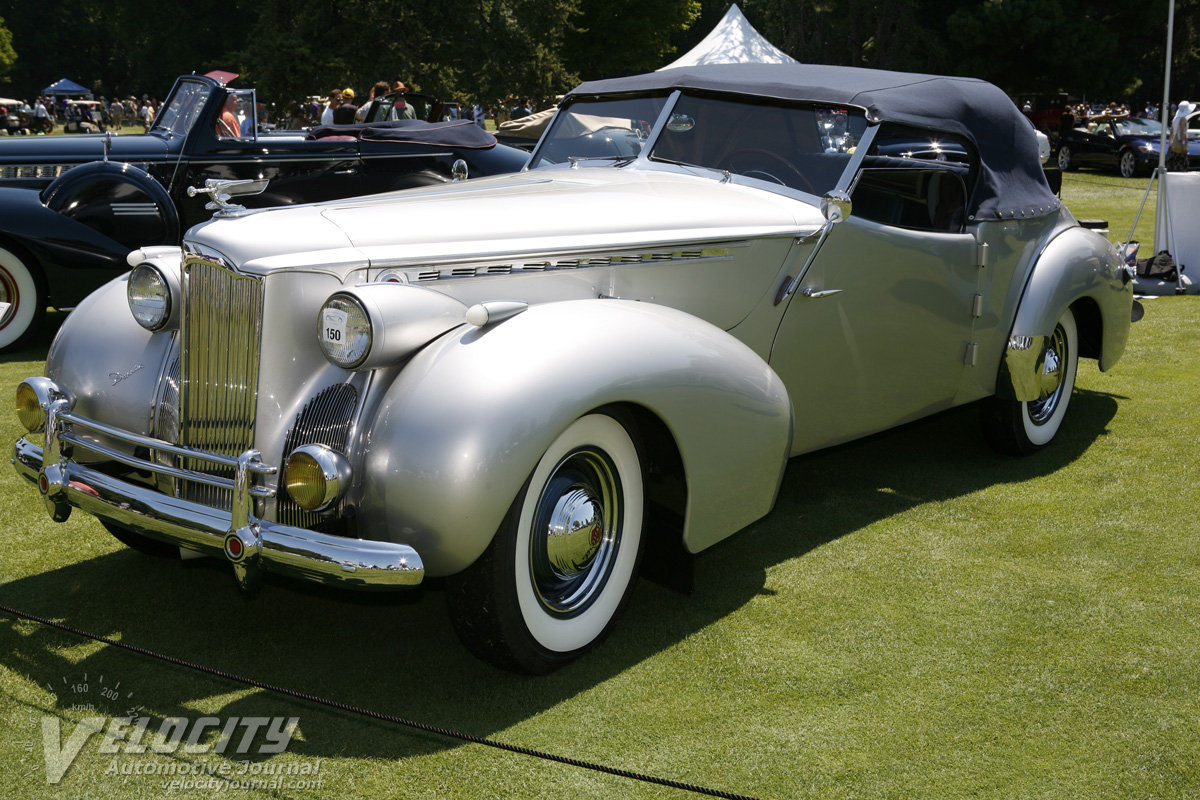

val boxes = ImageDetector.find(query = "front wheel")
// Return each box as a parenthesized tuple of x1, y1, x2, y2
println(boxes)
(446, 412, 645, 674)
(1057, 144, 1076, 171)
(0, 244, 46, 352)
(1119, 149, 1139, 179)
(980, 307, 1079, 456)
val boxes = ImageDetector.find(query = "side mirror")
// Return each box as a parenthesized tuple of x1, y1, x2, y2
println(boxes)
(821, 190, 852, 224)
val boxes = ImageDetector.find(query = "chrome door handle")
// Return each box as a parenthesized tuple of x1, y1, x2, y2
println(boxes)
(801, 288, 843, 298)
(334, 167, 358, 175)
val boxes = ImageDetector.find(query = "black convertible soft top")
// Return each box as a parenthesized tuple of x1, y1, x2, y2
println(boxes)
(568, 63, 1060, 221)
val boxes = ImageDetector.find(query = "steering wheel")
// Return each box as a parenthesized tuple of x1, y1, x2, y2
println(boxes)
(724, 148, 813, 194)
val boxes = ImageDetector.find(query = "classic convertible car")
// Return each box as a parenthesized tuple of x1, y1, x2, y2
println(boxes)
(13, 63, 1137, 673)
(0, 71, 529, 350)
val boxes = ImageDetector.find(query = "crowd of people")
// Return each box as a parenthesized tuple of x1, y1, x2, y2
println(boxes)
(2, 78, 549, 138)
(0, 94, 161, 134)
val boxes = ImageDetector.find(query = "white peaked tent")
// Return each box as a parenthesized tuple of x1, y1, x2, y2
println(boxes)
(658, 5, 797, 71)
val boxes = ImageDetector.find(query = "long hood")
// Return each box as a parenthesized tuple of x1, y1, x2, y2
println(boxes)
(187, 168, 824, 273)
(0, 132, 170, 163)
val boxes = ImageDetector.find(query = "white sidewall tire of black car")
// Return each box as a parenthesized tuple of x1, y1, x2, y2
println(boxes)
(981, 306, 1079, 456)
(1020, 307, 1078, 448)
(514, 413, 644, 655)
(0, 244, 44, 351)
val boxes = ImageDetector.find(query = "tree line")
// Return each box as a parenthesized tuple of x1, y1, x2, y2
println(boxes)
(1, 0, 1197, 112)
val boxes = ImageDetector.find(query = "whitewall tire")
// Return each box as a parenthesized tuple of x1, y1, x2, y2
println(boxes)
(0, 244, 45, 352)
(447, 411, 645, 674)
(981, 307, 1079, 456)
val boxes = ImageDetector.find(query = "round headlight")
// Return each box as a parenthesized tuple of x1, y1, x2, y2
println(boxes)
(15, 381, 44, 432)
(318, 294, 372, 369)
(283, 444, 351, 512)
(127, 264, 171, 330)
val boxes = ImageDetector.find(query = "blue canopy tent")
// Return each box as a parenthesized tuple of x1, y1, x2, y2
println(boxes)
(42, 78, 91, 98)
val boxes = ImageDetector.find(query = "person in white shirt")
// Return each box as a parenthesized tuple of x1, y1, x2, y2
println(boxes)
(320, 90, 342, 127)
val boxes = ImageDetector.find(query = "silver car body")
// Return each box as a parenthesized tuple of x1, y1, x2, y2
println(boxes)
(13, 63, 1134, 669)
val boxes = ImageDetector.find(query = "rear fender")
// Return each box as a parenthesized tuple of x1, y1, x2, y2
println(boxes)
(1001, 226, 1132, 400)
(355, 299, 792, 576)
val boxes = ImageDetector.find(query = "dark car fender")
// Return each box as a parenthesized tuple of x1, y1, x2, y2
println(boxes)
(353, 298, 793, 577)
(0, 162, 179, 308)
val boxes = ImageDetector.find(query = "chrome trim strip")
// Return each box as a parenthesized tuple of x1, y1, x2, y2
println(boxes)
(59, 409, 274, 476)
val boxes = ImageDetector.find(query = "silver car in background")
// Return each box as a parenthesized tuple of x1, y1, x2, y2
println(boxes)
(13, 64, 1137, 673)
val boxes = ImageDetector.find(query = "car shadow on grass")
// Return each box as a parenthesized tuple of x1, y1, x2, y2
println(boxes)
(0, 387, 1118, 766)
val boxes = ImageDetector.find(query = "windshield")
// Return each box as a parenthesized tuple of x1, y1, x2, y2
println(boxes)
(1115, 118, 1162, 137)
(529, 91, 866, 196)
(154, 80, 214, 136)
(650, 94, 865, 195)
(528, 95, 668, 167)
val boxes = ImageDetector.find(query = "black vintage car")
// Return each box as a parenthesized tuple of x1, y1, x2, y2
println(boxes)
(0, 72, 530, 351)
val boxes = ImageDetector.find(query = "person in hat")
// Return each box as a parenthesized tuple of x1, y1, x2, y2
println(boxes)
(1168, 100, 1194, 172)
(332, 87, 358, 124)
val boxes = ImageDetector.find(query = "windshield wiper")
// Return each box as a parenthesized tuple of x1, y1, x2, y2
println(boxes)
(566, 154, 638, 168)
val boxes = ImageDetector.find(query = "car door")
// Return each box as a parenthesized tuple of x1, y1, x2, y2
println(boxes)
(1072, 121, 1120, 170)
(769, 165, 981, 455)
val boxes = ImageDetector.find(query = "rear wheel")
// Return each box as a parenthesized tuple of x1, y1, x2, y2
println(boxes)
(0, 244, 46, 352)
(446, 412, 645, 674)
(981, 307, 1079, 456)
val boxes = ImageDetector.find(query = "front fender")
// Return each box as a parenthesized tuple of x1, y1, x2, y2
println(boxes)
(356, 299, 792, 576)
(1002, 225, 1133, 400)
(44, 264, 176, 445)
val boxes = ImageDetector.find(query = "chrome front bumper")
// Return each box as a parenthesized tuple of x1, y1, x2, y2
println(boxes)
(12, 398, 424, 592)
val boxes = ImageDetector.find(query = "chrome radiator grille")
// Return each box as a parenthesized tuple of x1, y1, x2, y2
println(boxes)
(178, 257, 264, 507)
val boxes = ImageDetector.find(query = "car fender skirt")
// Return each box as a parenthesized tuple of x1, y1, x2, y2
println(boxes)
(1002, 334, 1047, 402)
(358, 299, 793, 575)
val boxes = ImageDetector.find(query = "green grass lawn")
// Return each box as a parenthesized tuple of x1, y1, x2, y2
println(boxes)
(1, 174, 1197, 799)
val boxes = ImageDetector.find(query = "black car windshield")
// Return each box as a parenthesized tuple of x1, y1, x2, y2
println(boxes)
(1115, 118, 1162, 137)
(529, 91, 866, 196)
(154, 80, 214, 137)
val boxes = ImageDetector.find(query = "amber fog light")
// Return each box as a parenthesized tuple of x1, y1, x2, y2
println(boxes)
(15, 377, 74, 433)
(16, 381, 44, 432)
(284, 444, 351, 512)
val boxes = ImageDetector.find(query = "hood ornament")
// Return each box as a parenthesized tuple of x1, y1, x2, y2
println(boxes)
(186, 178, 270, 217)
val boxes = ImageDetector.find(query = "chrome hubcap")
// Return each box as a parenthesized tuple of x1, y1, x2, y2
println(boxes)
(1029, 324, 1068, 425)
(529, 448, 621, 617)
(0, 268, 16, 328)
